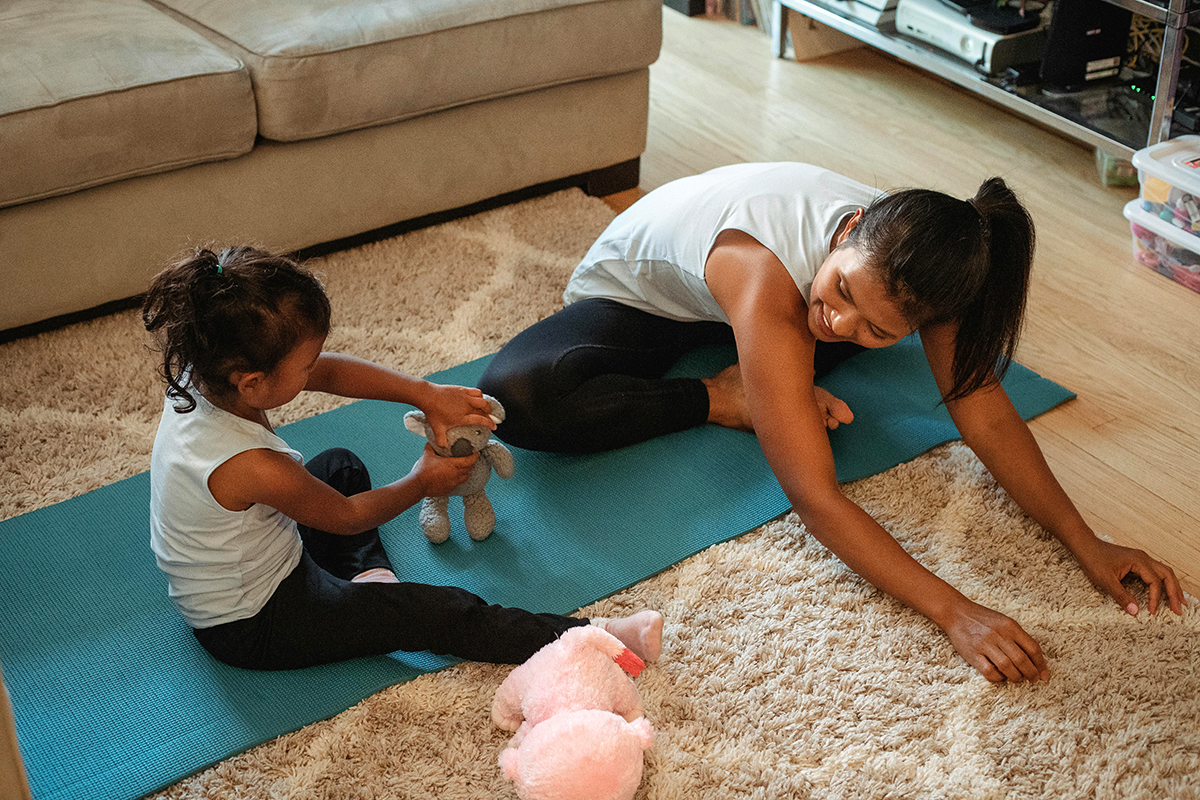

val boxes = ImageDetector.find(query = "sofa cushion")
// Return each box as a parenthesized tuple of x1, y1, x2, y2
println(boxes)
(0, 0, 257, 210)
(153, 0, 662, 142)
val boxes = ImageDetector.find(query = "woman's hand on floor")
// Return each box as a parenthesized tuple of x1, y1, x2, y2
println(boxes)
(1071, 537, 1186, 617)
(942, 600, 1049, 683)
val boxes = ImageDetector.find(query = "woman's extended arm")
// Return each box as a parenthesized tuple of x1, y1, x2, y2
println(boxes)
(920, 322, 1185, 617)
(706, 232, 1049, 682)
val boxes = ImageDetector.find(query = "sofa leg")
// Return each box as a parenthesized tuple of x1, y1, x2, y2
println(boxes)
(583, 158, 640, 197)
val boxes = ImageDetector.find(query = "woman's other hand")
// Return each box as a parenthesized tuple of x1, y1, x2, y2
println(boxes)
(1071, 537, 1186, 617)
(942, 600, 1049, 683)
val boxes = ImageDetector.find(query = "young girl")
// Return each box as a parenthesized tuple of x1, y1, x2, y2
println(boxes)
(478, 162, 1185, 683)
(143, 245, 662, 671)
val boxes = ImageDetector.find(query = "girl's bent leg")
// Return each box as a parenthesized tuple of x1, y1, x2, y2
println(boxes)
(479, 298, 733, 453)
(193, 552, 588, 670)
(298, 448, 393, 580)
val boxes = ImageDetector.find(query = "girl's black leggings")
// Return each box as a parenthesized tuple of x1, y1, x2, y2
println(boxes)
(192, 448, 586, 670)
(478, 297, 865, 454)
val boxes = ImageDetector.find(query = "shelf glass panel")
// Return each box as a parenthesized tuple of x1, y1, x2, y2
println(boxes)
(776, 0, 1178, 157)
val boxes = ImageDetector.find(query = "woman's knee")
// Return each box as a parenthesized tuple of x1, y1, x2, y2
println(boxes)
(477, 357, 527, 415)
(479, 352, 554, 436)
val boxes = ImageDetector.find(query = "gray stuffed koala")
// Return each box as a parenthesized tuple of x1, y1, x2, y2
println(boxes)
(403, 395, 515, 543)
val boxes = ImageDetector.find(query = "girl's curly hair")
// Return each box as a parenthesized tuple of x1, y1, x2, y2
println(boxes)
(142, 245, 331, 412)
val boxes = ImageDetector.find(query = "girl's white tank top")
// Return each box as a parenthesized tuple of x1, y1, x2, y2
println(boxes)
(149, 389, 303, 628)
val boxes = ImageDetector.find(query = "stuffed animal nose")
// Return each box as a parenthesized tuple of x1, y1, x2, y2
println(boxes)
(450, 438, 473, 457)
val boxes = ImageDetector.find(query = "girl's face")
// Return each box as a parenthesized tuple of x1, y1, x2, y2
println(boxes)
(237, 334, 326, 411)
(808, 245, 911, 348)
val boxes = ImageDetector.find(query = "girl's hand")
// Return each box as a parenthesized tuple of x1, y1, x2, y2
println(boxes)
(420, 383, 497, 449)
(942, 600, 1049, 683)
(814, 386, 854, 430)
(1071, 537, 1186, 617)
(410, 444, 479, 496)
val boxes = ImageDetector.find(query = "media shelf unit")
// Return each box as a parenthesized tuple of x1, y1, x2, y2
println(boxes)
(770, 0, 1194, 158)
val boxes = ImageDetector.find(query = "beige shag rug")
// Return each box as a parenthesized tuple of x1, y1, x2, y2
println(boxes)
(1, 190, 1197, 800)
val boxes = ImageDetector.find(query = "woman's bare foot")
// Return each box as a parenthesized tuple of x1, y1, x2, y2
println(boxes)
(702, 363, 852, 432)
(601, 611, 664, 663)
(702, 363, 754, 432)
(814, 386, 854, 430)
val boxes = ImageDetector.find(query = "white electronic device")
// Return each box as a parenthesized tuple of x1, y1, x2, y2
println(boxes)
(895, 0, 1047, 76)
(809, 0, 899, 30)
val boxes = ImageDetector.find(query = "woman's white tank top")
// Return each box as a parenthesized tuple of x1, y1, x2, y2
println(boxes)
(563, 162, 884, 322)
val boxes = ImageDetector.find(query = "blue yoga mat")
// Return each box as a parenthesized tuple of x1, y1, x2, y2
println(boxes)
(0, 337, 1073, 800)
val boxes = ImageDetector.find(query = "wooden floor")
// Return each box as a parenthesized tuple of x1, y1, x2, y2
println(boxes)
(612, 10, 1200, 597)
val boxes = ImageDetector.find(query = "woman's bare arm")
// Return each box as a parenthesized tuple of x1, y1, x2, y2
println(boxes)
(705, 231, 1048, 682)
(921, 322, 1185, 616)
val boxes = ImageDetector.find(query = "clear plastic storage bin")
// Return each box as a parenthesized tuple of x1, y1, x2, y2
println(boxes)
(1127, 135, 1200, 293)
(1124, 200, 1200, 294)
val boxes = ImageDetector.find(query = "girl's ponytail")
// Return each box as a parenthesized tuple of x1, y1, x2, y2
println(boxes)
(948, 178, 1035, 402)
(142, 247, 222, 412)
(142, 246, 331, 412)
(849, 177, 1035, 402)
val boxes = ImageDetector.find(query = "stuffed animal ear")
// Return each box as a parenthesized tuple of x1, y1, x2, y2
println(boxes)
(565, 624, 628, 660)
(629, 718, 655, 749)
(499, 748, 520, 780)
(403, 410, 428, 436)
(483, 394, 506, 424)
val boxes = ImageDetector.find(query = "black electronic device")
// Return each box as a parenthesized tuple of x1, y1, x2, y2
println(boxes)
(1000, 61, 1043, 89)
(1038, 0, 1132, 92)
(934, 0, 1045, 35)
(1176, 105, 1200, 132)
(936, 0, 988, 10)
(968, 5, 1041, 34)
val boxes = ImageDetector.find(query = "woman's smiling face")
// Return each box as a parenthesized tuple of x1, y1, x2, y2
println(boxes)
(807, 245, 912, 348)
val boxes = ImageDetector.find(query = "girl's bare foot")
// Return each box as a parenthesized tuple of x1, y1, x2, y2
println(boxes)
(600, 611, 664, 662)
(702, 363, 754, 432)
(351, 567, 399, 583)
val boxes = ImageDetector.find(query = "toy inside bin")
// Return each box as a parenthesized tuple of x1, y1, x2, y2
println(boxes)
(1124, 199, 1200, 293)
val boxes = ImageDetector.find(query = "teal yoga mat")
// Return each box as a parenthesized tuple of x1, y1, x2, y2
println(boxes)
(0, 337, 1073, 800)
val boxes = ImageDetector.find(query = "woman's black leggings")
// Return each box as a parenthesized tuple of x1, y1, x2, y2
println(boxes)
(478, 298, 865, 454)
(193, 448, 586, 670)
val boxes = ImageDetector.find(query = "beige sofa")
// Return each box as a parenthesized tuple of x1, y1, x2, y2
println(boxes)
(0, 0, 662, 335)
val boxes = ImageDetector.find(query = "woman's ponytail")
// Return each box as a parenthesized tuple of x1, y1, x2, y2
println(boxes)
(850, 177, 1035, 402)
(947, 178, 1035, 401)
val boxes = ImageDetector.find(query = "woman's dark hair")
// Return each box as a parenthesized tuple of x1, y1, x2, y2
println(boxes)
(142, 245, 332, 412)
(845, 177, 1035, 402)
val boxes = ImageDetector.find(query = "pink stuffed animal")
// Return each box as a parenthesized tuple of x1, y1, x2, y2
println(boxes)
(492, 625, 654, 800)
